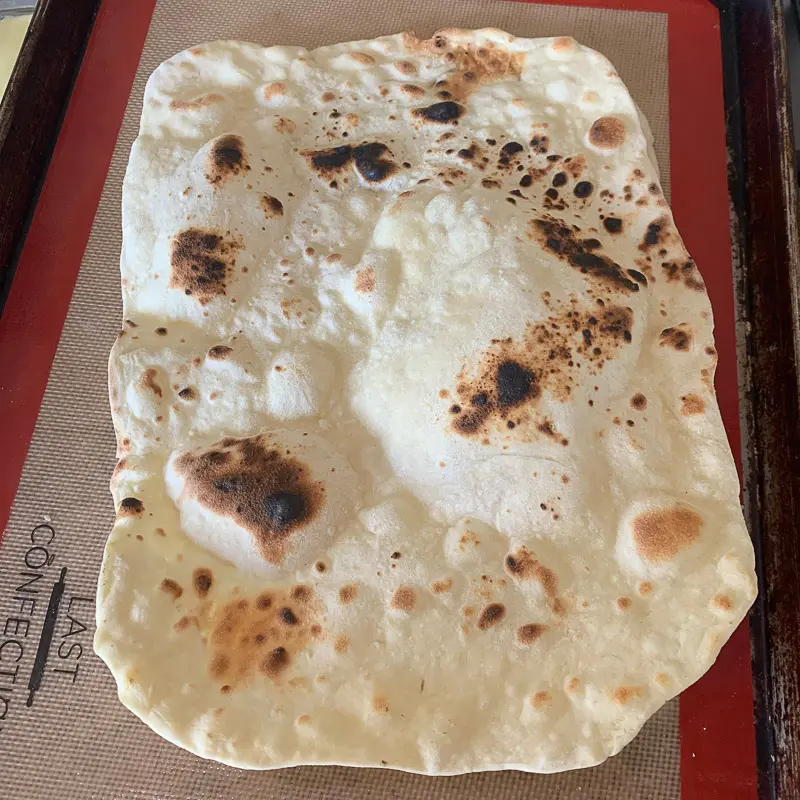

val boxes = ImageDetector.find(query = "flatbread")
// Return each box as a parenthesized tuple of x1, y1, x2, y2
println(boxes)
(95, 29, 757, 774)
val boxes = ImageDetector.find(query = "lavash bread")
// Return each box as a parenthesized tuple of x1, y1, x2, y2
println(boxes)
(95, 29, 757, 774)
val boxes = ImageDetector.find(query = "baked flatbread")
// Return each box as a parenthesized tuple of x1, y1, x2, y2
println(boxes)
(95, 29, 757, 774)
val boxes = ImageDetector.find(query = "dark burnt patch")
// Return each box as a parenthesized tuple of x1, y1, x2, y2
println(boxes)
(119, 497, 144, 517)
(140, 368, 163, 398)
(477, 602, 506, 630)
(517, 623, 548, 644)
(302, 142, 400, 183)
(456, 142, 486, 169)
(574, 181, 593, 198)
(543, 191, 567, 212)
(630, 392, 647, 410)
(174, 434, 325, 564)
(261, 195, 284, 218)
(160, 578, 183, 599)
(505, 547, 560, 605)
(307, 145, 352, 177)
(450, 349, 536, 437)
(411, 101, 465, 123)
(551, 172, 568, 188)
(280, 607, 299, 625)
(206, 134, 247, 186)
(603, 217, 623, 234)
(193, 568, 213, 597)
(169, 228, 242, 305)
(627, 269, 648, 286)
(659, 325, 692, 352)
(640, 217, 670, 251)
(178, 386, 197, 401)
(530, 134, 549, 154)
(505, 548, 537, 579)
(498, 141, 524, 168)
(208, 586, 319, 688)
(496, 361, 537, 407)
(537, 419, 568, 446)
(661, 258, 706, 292)
(454, 408, 489, 435)
(264, 492, 308, 531)
(208, 345, 233, 360)
(436, 167, 467, 186)
(353, 143, 397, 182)
(261, 647, 290, 678)
(529, 217, 641, 293)
(447, 302, 633, 440)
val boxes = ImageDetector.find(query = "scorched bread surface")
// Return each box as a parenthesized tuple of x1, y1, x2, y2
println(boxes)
(95, 29, 757, 774)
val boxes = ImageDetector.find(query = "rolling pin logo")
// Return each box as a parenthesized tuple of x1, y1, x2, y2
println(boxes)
(0, 521, 93, 735)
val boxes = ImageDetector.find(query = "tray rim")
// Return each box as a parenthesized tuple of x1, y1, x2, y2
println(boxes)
(720, 0, 800, 797)
(0, 0, 100, 311)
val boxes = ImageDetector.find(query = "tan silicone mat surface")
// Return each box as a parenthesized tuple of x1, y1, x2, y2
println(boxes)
(0, 0, 677, 797)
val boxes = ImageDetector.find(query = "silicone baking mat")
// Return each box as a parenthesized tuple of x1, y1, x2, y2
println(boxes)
(0, 0, 755, 797)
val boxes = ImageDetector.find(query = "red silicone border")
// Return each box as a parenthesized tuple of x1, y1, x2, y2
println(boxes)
(0, 0, 755, 796)
(0, 0, 157, 536)
(664, 8, 756, 798)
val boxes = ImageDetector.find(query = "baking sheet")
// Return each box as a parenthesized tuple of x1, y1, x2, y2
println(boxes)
(0, 0, 681, 796)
